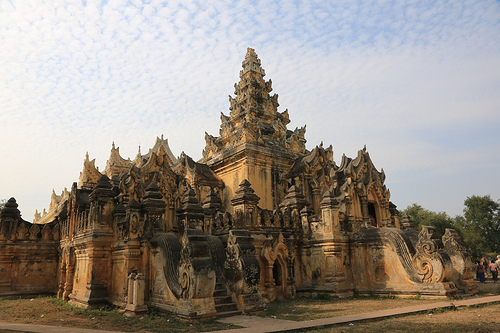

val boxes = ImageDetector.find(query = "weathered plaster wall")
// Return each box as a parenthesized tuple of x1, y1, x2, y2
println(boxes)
(0, 244, 59, 296)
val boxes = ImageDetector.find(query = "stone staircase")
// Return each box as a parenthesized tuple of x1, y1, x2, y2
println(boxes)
(214, 282, 240, 317)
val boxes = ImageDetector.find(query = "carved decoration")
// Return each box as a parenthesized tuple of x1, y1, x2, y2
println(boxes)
(178, 229, 215, 299)
(78, 152, 102, 189)
(442, 228, 466, 253)
(442, 228, 477, 293)
(261, 232, 288, 263)
(225, 229, 261, 295)
(150, 232, 182, 299)
(201, 48, 306, 161)
(413, 226, 451, 283)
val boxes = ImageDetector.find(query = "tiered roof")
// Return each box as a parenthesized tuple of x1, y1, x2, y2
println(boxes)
(202, 48, 307, 161)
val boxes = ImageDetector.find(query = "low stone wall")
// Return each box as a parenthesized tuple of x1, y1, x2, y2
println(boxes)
(0, 242, 59, 296)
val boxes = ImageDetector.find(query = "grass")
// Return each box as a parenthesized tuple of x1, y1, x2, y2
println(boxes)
(259, 294, 446, 321)
(259, 281, 500, 322)
(309, 303, 500, 333)
(0, 296, 240, 332)
(0, 282, 498, 332)
(257, 282, 500, 333)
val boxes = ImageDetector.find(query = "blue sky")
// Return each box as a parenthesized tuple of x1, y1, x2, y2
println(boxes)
(1, 0, 499, 220)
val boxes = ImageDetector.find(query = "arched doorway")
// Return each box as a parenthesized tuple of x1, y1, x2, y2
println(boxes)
(273, 259, 283, 288)
(368, 202, 377, 227)
(272, 255, 287, 298)
(260, 233, 293, 301)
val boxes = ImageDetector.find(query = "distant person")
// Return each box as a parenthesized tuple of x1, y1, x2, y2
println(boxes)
(477, 261, 486, 283)
(489, 259, 498, 283)
(496, 255, 500, 273)
(481, 258, 489, 278)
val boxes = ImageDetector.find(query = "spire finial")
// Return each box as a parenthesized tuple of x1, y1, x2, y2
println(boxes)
(240, 47, 265, 78)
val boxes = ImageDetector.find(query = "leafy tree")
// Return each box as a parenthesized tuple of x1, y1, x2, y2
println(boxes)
(401, 203, 456, 236)
(403, 196, 500, 261)
(454, 195, 500, 259)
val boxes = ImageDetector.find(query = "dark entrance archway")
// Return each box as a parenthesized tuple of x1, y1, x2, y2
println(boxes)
(273, 260, 283, 287)
(368, 202, 377, 227)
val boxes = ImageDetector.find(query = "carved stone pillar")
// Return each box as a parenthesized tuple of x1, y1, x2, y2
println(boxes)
(202, 189, 224, 234)
(83, 247, 110, 306)
(58, 265, 66, 299)
(0, 198, 20, 241)
(300, 206, 312, 236)
(231, 180, 260, 228)
(63, 261, 75, 301)
(125, 273, 148, 315)
(142, 183, 167, 236)
(320, 189, 339, 236)
(176, 187, 205, 235)
(286, 244, 296, 297)
(311, 186, 321, 215)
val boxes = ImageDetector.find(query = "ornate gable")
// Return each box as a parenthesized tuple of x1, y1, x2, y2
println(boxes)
(78, 152, 102, 190)
(134, 135, 177, 167)
(338, 146, 389, 200)
(118, 150, 178, 206)
(104, 142, 133, 179)
(173, 153, 223, 189)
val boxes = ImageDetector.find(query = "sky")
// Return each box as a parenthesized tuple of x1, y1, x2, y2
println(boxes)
(1, 0, 499, 221)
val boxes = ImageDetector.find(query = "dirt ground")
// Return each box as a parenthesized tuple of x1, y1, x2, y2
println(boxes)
(0, 297, 236, 332)
(275, 282, 500, 333)
(0, 281, 498, 332)
(317, 281, 500, 333)
(317, 303, 500, 333)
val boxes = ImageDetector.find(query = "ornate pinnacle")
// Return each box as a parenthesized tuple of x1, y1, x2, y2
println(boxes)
(240, 47, 266, 78)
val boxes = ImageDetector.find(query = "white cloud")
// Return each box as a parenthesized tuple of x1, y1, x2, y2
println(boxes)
(1, 0, 499, 219)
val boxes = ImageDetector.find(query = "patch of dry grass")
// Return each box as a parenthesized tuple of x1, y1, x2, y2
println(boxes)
(266, 282, 500, 333)
(0, 282, 498, 332)
(0, 297, 238, 332)
(260, 281, 500, 322)
(260, 294, 443, 321)
(313, 303, 500, 333)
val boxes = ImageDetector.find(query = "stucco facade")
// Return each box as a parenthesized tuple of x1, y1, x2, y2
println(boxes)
(0, 48, 476, 318)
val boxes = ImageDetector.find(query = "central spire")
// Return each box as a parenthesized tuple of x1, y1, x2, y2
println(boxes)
(202, 48, 306, 161)
(229, 47, 281, 122)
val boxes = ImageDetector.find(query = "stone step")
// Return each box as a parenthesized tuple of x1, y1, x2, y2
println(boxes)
(216, 309, 242, 318)
(216, 301, 239, 313)
(213, 283, 239, 314)
(214, 295, 238, 307)
(214, 292, 233, 302)
(214, 288, 228, 297)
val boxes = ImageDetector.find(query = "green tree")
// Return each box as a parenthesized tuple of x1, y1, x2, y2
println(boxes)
(401, 203, 456, 236)
(454, 195, 500, 259)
